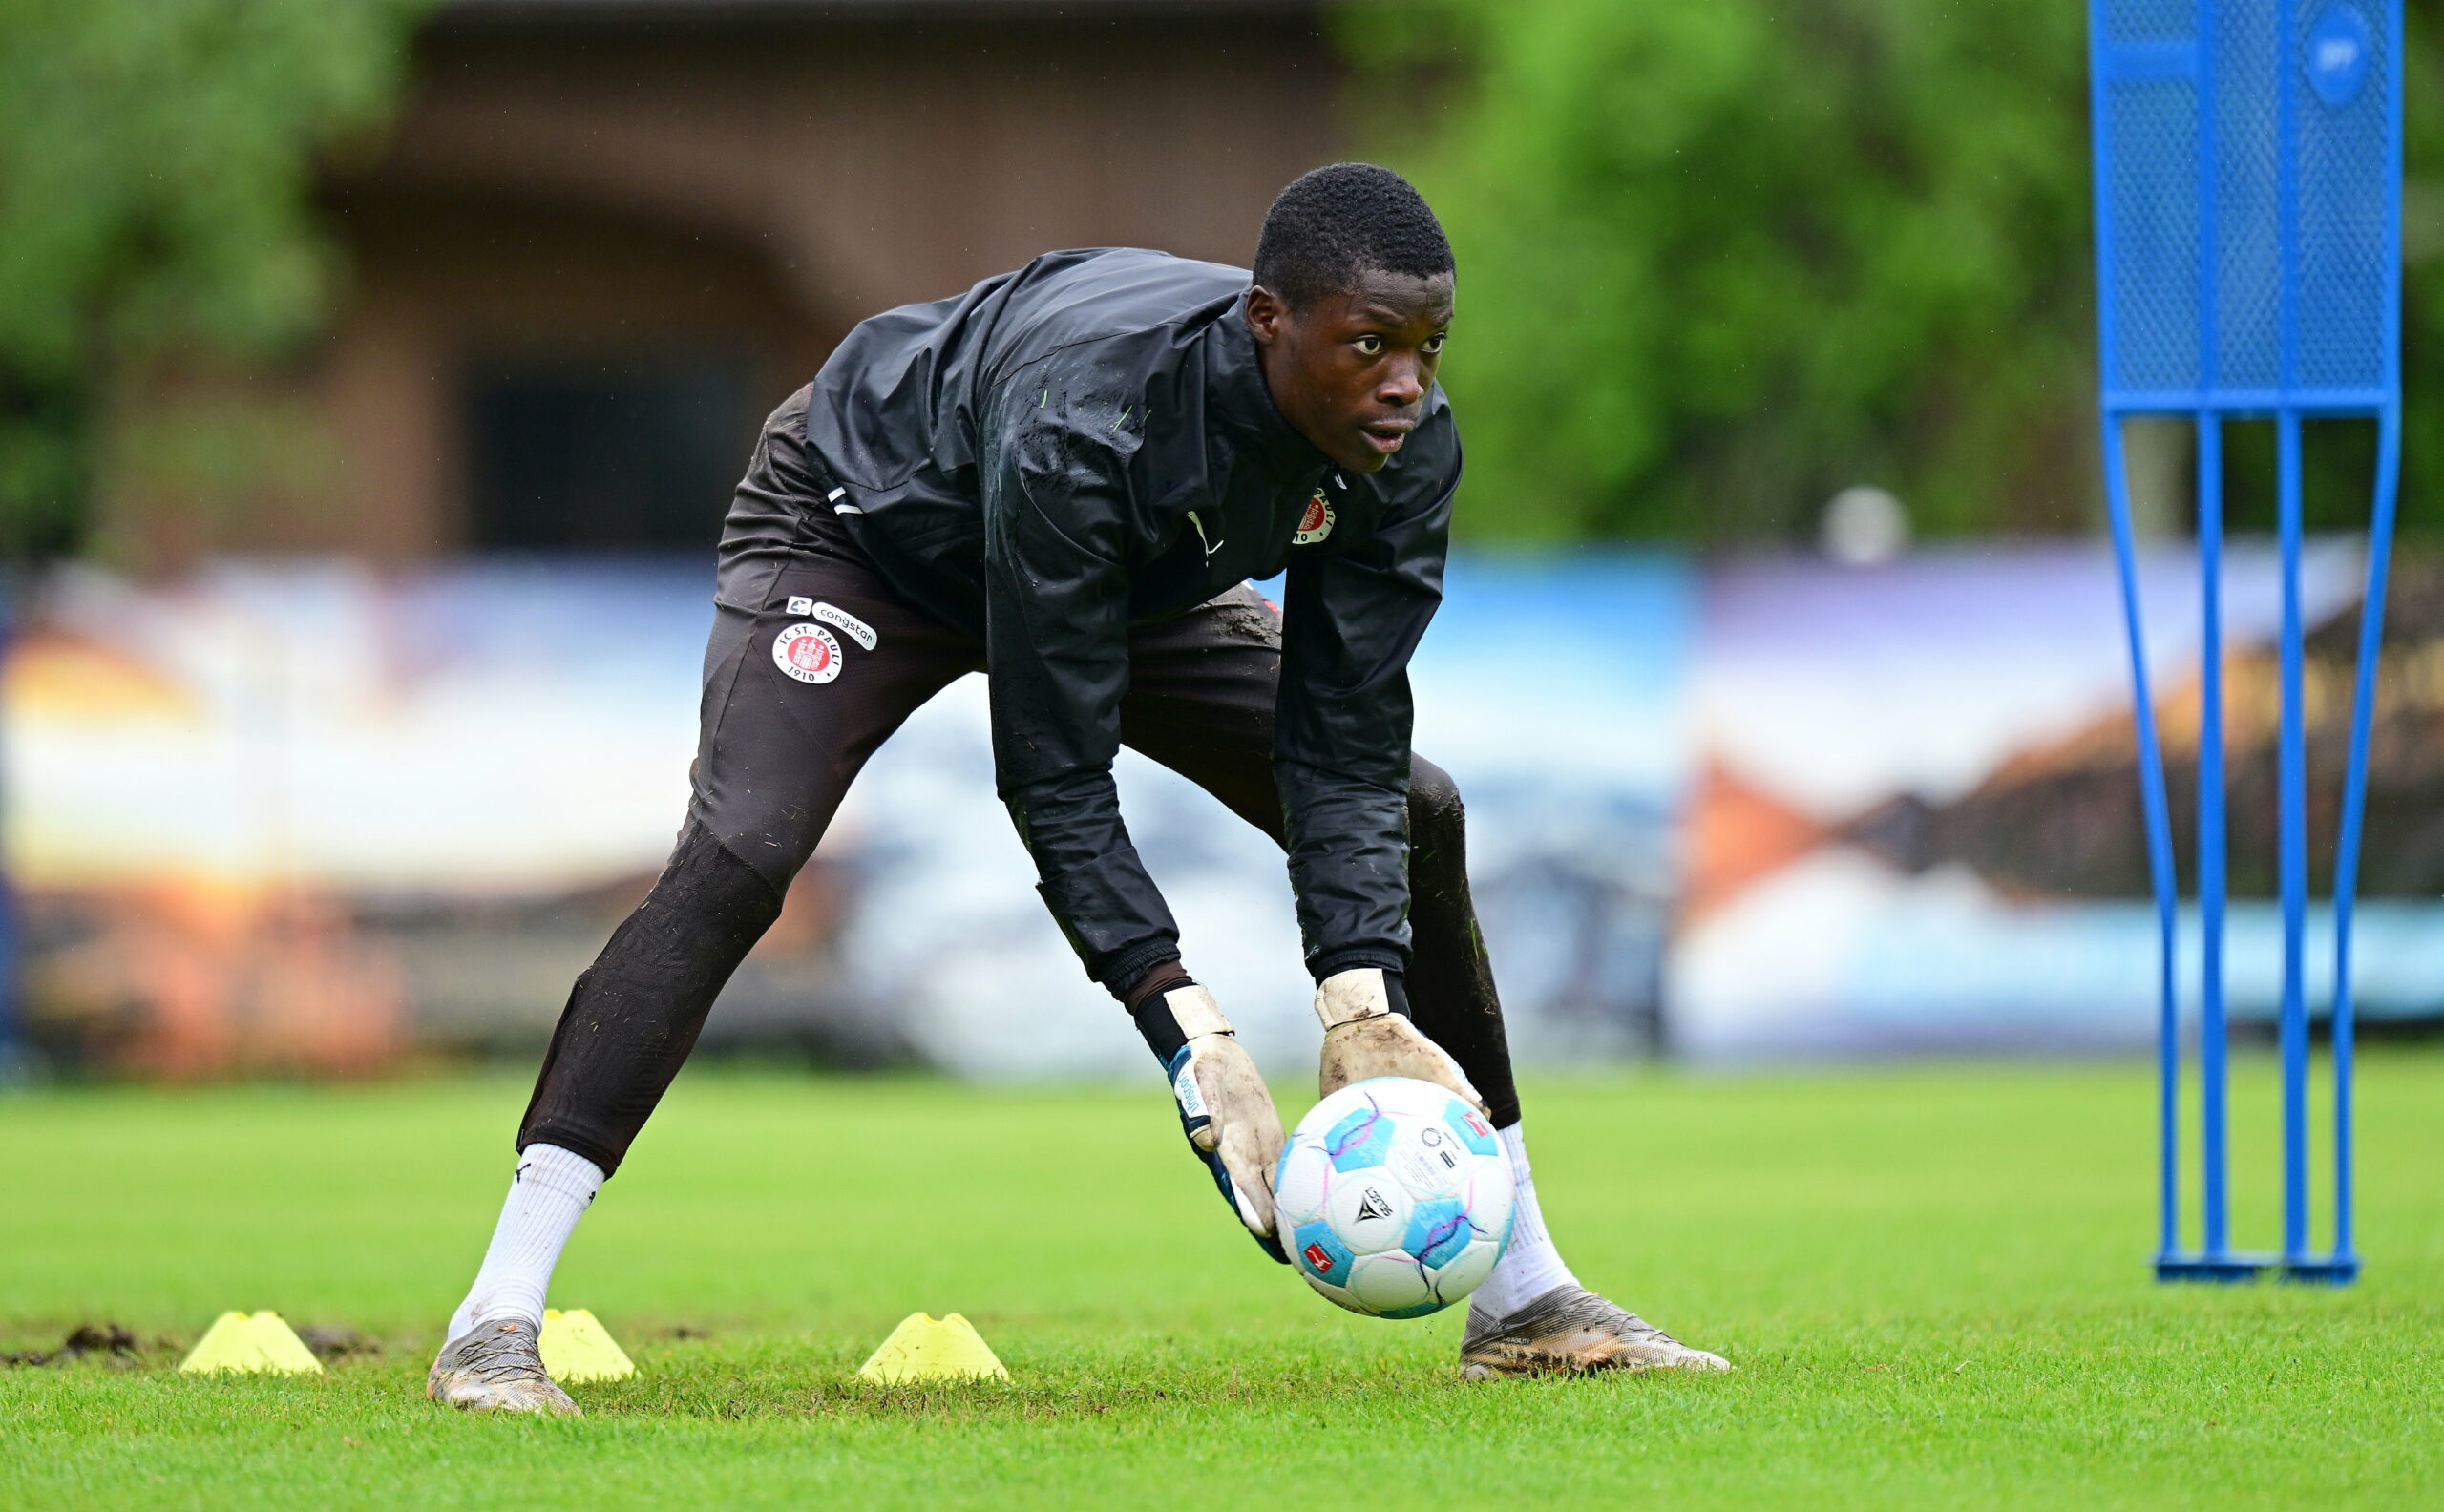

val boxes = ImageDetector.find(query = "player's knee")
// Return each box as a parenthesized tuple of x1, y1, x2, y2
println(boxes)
(1407, 757, 1466, 845)
(660, 820, 789, 932)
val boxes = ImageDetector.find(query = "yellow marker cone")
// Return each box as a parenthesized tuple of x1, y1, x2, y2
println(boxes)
(539, 1308, 635, 1382)
(179, 1312, 324, 1375)
(856, 1312, 1009, 1384)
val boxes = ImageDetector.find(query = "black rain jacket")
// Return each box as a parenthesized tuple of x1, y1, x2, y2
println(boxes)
(799, 247, 1459, 994)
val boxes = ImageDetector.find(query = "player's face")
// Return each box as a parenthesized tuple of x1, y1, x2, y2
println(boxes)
(1248, 269, 1454, 474)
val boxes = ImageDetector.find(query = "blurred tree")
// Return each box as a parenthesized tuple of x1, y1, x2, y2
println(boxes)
(0, 0, 426, 558)
(1340, 0, 2444, 545)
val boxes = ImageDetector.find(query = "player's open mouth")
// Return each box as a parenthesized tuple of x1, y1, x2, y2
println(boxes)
(1359, 421, 1412, 455)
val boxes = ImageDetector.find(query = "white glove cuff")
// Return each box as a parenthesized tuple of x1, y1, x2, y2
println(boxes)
(1314, 968, 1393, 1031)
(1165, 984, 1233, 1040)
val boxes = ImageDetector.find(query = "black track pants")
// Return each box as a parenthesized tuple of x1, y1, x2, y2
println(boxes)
(517, 398, 1522, 1175)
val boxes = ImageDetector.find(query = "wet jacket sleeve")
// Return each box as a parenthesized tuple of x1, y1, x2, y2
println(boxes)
(1275, 471, 1454, 981)
(982, 426, 1182, 996)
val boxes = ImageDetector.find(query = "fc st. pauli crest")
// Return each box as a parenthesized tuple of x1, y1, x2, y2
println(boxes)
(772, 622, 843, 683)
(1293, 488, 1335, 546)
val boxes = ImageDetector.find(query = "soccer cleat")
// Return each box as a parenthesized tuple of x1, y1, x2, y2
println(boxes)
(1458, 1285, 1731, 1379)
(427, 1315, 580, 1415)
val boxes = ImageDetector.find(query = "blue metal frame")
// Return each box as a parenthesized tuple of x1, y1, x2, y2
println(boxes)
(2090, 0, 2399, 1285)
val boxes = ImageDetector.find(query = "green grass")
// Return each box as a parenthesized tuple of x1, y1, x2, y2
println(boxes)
(2, 1056, 2440, 1509)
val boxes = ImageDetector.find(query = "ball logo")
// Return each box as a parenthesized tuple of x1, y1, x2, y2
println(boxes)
(772, 622, 843, 684)
(2306, 2, 2372, 106)
(1397, 1142, 1460, 1187)
(1293, 489, 1335, 545)
(1355, 1187, 1393, 1222)
(1302, 1241, 1334, 1270)
(1462, 1110, 1492, 1139)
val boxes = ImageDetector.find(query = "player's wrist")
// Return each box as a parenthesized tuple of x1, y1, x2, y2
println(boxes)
(1313, 966, 1410, 1029)
(1121, 957, 1192, 1017)
(1307, 946, 1406, 984)
(1125, 958, 1243, 1069)
(1093, 932, 1188, 1000)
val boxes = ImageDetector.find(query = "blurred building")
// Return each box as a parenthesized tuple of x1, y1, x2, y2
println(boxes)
(115, 0, 1338, 562)
(22, 4, 2440, 1083)
(23, 0, 1346, 1078)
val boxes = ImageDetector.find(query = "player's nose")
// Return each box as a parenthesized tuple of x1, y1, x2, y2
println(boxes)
(1375, 360, 1425, 409)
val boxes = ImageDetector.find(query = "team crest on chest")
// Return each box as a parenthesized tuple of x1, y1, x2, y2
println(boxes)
(772, 622, 843, 683)
(1293, 488, 1336, 545)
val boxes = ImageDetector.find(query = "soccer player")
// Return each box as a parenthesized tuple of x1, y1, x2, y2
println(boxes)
(429, 163, 1728, 1413)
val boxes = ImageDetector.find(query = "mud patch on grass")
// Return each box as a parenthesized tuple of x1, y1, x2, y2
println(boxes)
(297, 1325, 380, 1361)
(3, 1322, 141, 1366)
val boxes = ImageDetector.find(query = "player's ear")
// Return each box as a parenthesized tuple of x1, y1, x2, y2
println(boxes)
(1246, 285, 1289, 347)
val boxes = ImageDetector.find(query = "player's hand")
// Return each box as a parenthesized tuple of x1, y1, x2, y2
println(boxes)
(1313, 968, 1486, 1114)
(1158, 985, 1289, 1261)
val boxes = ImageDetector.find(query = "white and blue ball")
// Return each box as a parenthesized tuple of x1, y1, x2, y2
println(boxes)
(1273, 1076, 1515, 1319)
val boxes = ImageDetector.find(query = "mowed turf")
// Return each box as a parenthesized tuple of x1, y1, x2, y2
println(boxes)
(2, 1056, 2439, 1509)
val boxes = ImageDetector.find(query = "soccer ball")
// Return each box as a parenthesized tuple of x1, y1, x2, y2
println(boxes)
(1272, 1077, 1514, 1318)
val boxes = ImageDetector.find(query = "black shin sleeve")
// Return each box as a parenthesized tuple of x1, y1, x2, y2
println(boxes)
(1403, 761, 1523, 1129)
(516, 822, 785, 1175)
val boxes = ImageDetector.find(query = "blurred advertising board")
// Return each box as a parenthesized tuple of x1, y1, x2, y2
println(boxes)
(7, 544, 2434, 1078)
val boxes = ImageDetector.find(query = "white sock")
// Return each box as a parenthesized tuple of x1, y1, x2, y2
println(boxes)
(445, 1144, 603, 1339)
(1470, 1122, 1581, 1318)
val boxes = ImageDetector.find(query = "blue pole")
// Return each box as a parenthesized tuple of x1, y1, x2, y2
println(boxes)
(2196, 414, 2228, 1262)
(2086, 2, 2184, 1271)
(2336, 0, 2411, 1283)
(2330, 406, 2398, 1275)
(2275, 411, 2309, 1264)
(2190, 0, 2226, 1267)
(2101, 418, 2184, 1266)
(2272, 0, 2311, 1270)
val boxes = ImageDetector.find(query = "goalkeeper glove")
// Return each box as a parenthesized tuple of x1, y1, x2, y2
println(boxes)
(1127, 965, 1287, 1262)
(1313, 967, 1485, 1113)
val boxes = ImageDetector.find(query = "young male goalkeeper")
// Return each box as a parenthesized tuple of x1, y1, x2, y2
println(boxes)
(429, 163, 1728, 1413)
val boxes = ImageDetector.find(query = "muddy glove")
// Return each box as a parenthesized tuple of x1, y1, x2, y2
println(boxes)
(1314, 967, 1486, 1113)
(1127, 966, 1288, 1262)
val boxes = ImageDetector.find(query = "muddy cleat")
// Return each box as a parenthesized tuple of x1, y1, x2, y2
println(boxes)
(427, 1315, 579, 1415)
(1459, 1285, 1731, 1379)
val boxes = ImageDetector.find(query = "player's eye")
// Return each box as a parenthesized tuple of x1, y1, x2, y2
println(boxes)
(1352, 334, 1382, 357)
(1422, 334, 1447, 355)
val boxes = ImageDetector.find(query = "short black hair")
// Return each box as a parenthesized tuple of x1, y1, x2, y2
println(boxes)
(1253, 162, 1453, 308)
